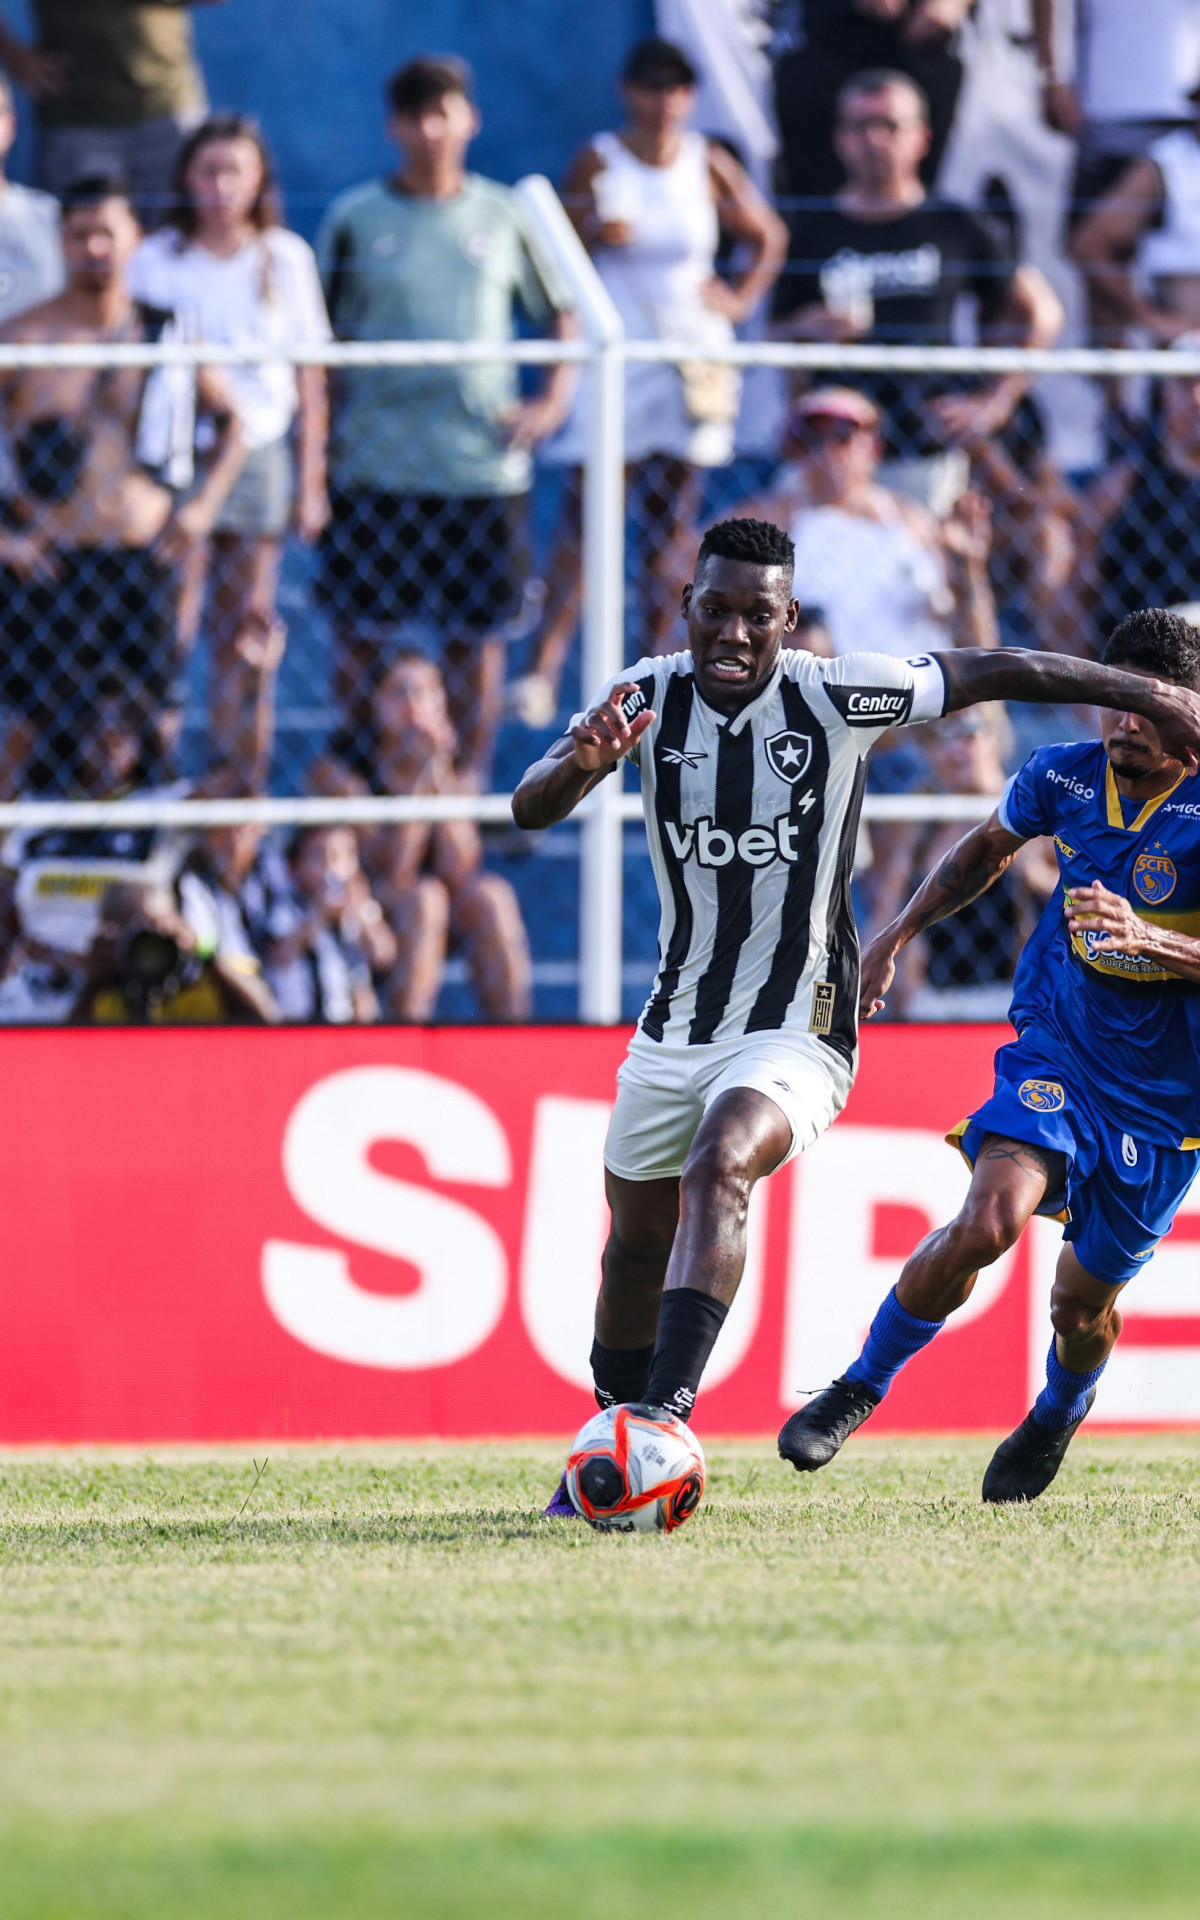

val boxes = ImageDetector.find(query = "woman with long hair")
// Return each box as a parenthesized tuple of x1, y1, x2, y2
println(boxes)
(130, 112, 331, 772)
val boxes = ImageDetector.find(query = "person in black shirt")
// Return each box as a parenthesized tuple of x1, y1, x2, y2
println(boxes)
(775, 0, 973, 205)
(771, 69, 1063, 504)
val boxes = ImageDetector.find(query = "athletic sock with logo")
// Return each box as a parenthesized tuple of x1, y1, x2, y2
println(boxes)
(843, 1285, 945, 1398)
(1032, 1338, 1107, 1430)
(644, 1287, 729, 1422)
(590, 1338, 655, 1411)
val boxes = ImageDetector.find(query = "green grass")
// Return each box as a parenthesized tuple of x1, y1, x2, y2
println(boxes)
(0, 1435, 1198, 1916)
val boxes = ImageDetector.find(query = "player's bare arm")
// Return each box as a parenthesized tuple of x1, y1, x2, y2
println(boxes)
(1066, 880, 1200, 985)
(933, 647, 1200, 768)
(860, 810, 1025, 1016)
(511, 683, 656, 829)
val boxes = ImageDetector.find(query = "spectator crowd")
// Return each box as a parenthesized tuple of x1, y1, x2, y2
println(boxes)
(0, 1, 1197, 1022)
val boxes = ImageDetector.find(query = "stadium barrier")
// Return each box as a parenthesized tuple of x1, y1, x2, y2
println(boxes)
(3, 173, 1200, 1025)
(1, 1022, 1197, 1442)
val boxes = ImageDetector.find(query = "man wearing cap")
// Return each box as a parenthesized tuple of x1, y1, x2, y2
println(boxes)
(316, 54, 576, 787)
(771, 67, 1063, 512)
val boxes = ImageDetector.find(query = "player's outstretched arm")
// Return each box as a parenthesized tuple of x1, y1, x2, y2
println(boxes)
(511, 682, 655, 830)
(933, 649, 1200, 770)
(1066, 880, 1200, 984)
(859, 811, 1026, 1018)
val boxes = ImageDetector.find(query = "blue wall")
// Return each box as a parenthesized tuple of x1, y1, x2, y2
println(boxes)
(196, 0, 656, 236)
(7, 0, 656, 232)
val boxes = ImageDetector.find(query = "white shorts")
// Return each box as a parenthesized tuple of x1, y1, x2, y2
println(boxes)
(604, 1030, 853, 1183)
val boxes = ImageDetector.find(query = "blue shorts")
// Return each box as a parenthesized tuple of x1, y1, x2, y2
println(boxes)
(950, 1035, 1200, 1287)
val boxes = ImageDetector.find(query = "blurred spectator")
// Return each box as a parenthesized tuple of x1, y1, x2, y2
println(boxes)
(0, 70, 62, 323)
(0, 677, 186, 1019)
(130, 114, 330, 772)
(774, 0, 973, 207)
(313, 651, 532, 1022)
(316, 54, 574, 787)
(771, 69, 1064, 513)
(732, 387, 999, 656)
(263, 826, 397, 1024)
(512, 36, 785, 719)
(937, 4, 1076, 353)
(1070, 76, 1200, 346)
(0, 172, 245, 795)
(71, 875, 278, 1023)
(884, 705, 1058, 1016)
(1065, 344, 1200, 641)
(1038, 1, 1200, 324)
(0, 0, 224, 222)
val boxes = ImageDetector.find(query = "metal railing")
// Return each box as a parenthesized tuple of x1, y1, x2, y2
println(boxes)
(0, 173, 1186, 1020)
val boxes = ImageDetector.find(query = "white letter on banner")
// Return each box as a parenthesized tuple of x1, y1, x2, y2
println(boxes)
(1035, 1181, 1200, 1422)
(781, 1125, 1016, 1411)
(262, 1066, 510, 1369)
(519, 1094, 766, 1390)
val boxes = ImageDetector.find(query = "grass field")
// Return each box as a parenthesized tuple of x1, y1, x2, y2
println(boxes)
(0, 1435, 1199, 1918)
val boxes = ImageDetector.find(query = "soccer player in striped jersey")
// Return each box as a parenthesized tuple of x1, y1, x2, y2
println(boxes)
(780, 607, 1200, 1502)
(513, 523, 1200, 1509)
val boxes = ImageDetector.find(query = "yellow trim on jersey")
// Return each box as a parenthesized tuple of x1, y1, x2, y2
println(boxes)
(1181, 1138, 1200, 1151)
(945, 1117, 972, 1171)
(1105, 762, 1188, 833)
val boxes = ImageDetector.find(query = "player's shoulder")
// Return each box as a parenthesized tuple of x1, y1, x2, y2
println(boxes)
(1020, 738, 1107, 790)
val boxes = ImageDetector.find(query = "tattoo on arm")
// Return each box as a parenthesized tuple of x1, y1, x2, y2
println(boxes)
(894, 824, 1018, 944)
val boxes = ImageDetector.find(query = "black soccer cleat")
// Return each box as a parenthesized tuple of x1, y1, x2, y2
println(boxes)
(778, 1375, 882, 1472)
(981, 1390, 1097, 1505)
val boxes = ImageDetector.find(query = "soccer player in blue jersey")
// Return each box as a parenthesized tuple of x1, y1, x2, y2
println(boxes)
(779, 608, 1200, 1501)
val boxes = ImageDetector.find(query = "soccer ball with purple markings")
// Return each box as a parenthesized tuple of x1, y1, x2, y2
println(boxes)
(565, 1402, 706, 1534)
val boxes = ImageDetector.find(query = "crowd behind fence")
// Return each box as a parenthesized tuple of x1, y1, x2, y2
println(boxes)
(1, 310, 1199, 1023)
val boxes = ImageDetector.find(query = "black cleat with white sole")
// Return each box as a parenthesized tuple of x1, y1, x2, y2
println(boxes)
(981, 1390, 1097, 1505)
(778, 1375, 882, 1472)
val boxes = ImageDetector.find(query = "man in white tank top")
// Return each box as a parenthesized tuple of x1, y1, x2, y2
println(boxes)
(1071, 73, 1200, 343)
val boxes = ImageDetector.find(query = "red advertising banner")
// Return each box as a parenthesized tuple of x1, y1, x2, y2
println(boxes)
(0, 1024, 1196, 1442)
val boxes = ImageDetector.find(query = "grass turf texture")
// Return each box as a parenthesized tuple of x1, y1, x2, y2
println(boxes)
(0, 1439, 1198, 1916)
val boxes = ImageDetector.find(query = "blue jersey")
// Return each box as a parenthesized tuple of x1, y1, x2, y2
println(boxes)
(999, 740, 1200, 1150)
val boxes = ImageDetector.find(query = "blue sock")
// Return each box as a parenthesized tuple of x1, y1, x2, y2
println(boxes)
(1032, 1339, 1106, 1430)
(844, 1286, 945, 1399)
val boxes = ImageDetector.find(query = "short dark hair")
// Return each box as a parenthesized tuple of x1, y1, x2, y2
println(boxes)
(622, 36, 699, 89)
(59, 170, 134, 216)
(836, 68, 930, 125)
(1104, 607, 1200, 689)
(696, 517, 795, 579)
(387, 54, 475, 116)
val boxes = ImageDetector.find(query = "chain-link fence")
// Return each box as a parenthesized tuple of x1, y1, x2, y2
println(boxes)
(0, 220, 1197, 1025)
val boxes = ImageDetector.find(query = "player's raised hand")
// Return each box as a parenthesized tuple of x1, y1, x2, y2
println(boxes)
(1148, 683, 1200, 772)
(570, 683, 656, 772)
(858, 933, 898, 1019)
(1065, 881, 1149, 956)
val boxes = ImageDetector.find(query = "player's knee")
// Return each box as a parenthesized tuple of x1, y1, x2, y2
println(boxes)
(679, 1137, 753, 1222)
(952, 1193, 1026, 1268)
(1049, 1292, 1113, 1344)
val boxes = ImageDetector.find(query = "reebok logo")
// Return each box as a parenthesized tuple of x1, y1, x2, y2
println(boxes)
(825, 684, 913, 729)
(664, 810, 814, 868)
(661, 747, 708, 769)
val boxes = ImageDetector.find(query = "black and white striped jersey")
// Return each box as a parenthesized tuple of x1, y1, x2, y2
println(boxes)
(589, 647, 946, 1059)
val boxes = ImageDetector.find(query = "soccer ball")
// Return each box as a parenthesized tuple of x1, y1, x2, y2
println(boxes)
(565, 1402, 706, 1534)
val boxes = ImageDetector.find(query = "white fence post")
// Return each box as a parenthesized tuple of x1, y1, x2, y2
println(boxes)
(516, 175, 626, 1025)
